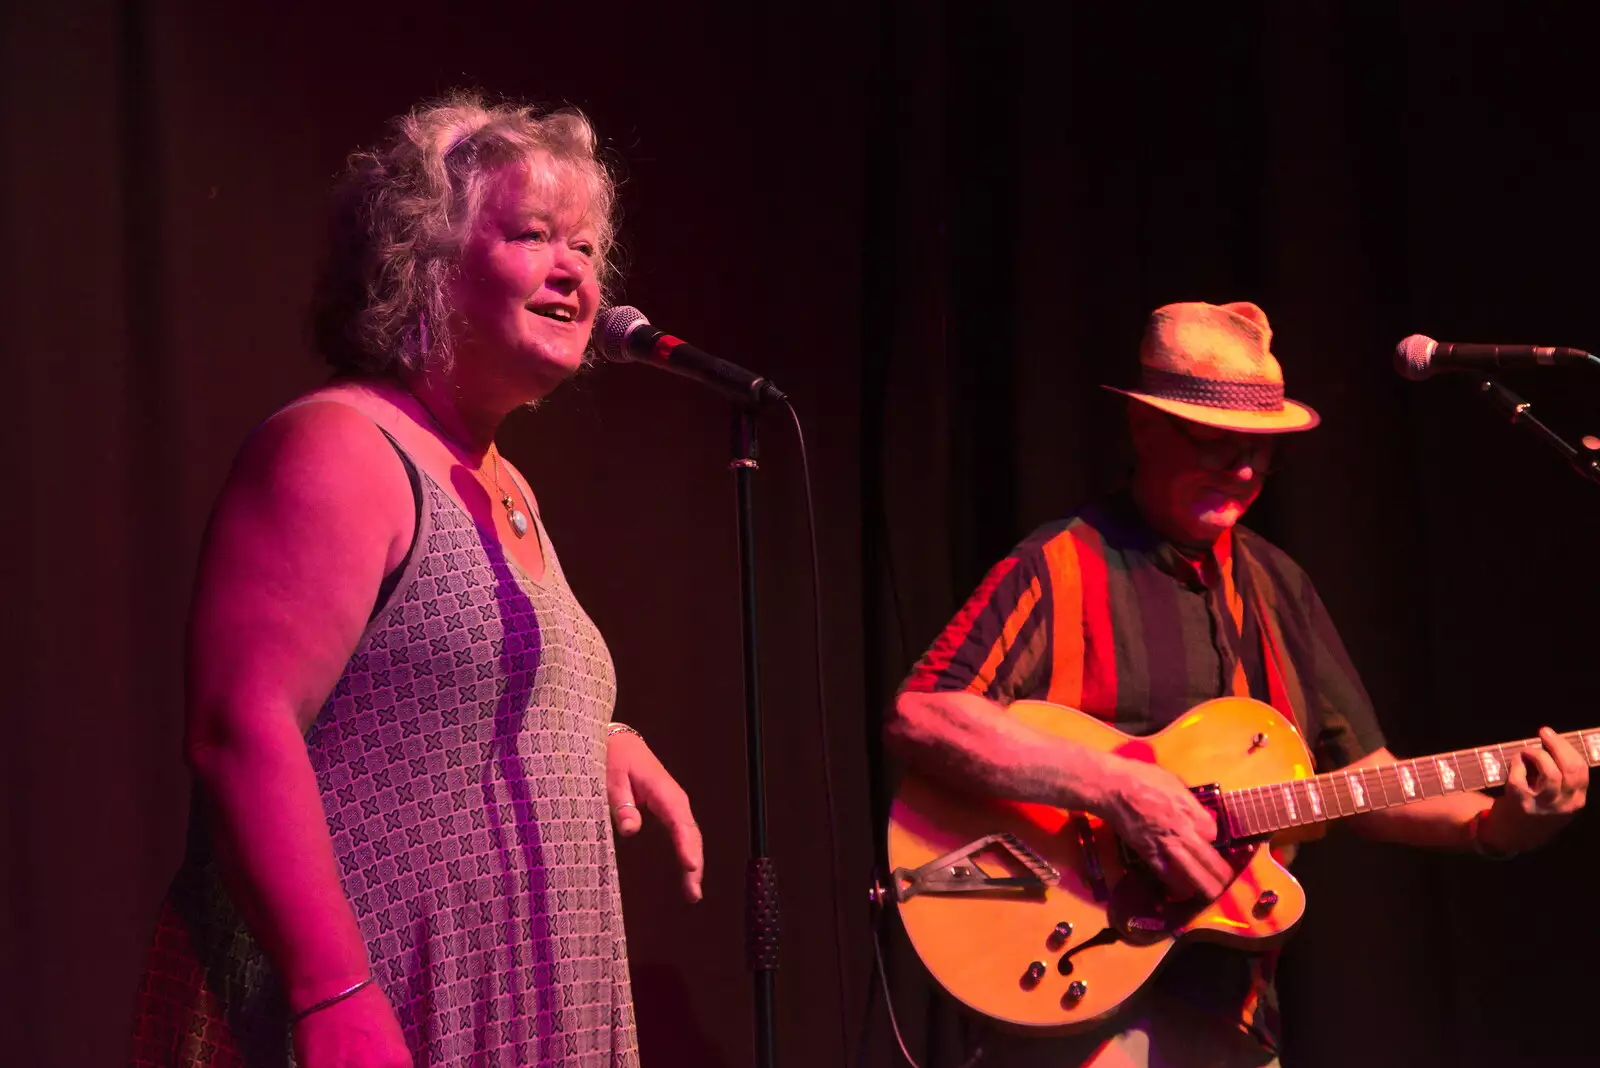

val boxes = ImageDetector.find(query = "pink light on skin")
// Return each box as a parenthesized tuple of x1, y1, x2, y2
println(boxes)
(404, 156, 607, 456)
(1192, 487, 1249, 532)
(445, 159, 603, 403)
(1127, 403, 1278, 549)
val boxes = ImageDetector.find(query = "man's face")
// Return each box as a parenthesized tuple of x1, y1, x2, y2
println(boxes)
(1129, 403, 1279, 545)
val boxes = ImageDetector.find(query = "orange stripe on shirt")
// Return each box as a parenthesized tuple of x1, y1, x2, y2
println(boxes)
(966, 575, 1044, 696)
(1217, 529, 1252, 698)
(1040, 531, 1085, 708)
(1218, 528, 1244, 630)
(903, 557, 1020, 692)
(1074, 525, 1119, 712)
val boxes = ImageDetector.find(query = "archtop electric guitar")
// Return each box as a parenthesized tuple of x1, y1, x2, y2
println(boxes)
(886, 696, 1600, 1035)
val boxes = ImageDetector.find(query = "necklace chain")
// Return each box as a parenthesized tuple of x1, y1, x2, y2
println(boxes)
(411, 395, 531, 538)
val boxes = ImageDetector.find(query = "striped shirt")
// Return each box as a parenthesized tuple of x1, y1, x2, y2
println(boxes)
(901, 492, 1386, 1051)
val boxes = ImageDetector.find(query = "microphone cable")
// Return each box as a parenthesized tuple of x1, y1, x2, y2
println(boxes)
(780, 397, 854, 1067)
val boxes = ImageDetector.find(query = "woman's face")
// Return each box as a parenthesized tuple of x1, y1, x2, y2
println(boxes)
(447, 158, 602, 397)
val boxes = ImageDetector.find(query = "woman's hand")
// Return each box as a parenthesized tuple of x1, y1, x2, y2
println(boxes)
(292, 982, 412, 1068)
(606, 728, 704, 902)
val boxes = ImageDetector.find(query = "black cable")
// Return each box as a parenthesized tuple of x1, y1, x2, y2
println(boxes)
(781, 398, 853, 1068)
(852, 928, 881, 1067)
(872, 910, 924, 1068)
(870, 908, 985, 1068)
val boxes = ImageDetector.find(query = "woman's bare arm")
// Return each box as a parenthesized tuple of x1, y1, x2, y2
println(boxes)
(183, 401, 413, 1012)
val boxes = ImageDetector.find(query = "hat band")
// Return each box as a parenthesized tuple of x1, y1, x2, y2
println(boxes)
(1141, 368, 1284, 412)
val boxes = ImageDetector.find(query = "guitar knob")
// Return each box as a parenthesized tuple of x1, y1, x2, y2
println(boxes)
(1022, 961, 1046, 988)
(1063, 980, 1088, 1006)
(1046, 921, 1073, 949)
(1254, 890, 1279, 917)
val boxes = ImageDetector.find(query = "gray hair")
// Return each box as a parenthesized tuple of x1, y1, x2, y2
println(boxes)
(311, 90, 618, 377)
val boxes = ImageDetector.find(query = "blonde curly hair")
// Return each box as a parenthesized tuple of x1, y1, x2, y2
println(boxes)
(312, 90, 618, 376)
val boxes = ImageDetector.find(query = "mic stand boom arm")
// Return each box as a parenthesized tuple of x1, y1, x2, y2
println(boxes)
(1476, 378, 1600, 488)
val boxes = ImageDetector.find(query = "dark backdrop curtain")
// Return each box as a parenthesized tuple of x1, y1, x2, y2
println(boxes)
(4, 2, 1599, 1067)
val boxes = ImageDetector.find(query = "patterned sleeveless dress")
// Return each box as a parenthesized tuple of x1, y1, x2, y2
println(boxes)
(130, 439, 638, 1067)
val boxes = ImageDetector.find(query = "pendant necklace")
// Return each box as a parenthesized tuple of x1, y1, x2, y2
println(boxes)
(415, 397, 531, 539)
(487, 448, 531, 538)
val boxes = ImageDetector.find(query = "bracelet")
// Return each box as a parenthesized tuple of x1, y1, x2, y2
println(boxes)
(290, 976, 375, 1025)
(1468, 809, 1518, 861)
(606, 722, 643, 742)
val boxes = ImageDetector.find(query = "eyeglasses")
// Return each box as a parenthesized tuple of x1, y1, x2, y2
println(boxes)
(1165, 415, 1279, 474)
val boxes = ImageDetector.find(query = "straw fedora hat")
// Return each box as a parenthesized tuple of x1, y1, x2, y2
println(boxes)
(1104, 300, 1320, 433)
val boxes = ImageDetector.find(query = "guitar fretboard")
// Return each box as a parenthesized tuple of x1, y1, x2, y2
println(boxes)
(1219, 729, 1600, 838)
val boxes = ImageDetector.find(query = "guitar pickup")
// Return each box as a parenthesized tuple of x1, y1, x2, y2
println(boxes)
(1072, 813, 1110, 902)
(891, 832, 1060, 902)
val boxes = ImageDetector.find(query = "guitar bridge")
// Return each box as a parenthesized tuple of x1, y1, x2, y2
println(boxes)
(891, 832, 1059, 902)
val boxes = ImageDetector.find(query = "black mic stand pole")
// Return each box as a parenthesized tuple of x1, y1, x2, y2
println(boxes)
(1476, 378, 1600, 487)
(731, 404, 781, 1068)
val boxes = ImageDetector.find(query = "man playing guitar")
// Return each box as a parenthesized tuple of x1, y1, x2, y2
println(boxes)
(885, 300, 1589, 1067)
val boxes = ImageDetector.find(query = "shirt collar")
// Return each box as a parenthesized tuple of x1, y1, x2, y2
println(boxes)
(1105, 491, 1233, 590)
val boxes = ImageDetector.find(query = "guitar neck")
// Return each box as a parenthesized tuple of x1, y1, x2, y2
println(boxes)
(1220, 729, 1600, 838)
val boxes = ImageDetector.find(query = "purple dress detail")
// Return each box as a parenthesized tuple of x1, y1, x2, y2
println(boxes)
(130, 449, 638, 1067)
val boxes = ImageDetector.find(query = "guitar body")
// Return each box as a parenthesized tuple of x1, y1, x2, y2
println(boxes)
(887, 697, 1314, 1035)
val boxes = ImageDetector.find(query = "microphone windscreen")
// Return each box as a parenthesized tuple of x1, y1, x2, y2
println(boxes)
(1394, 334, 1438, 381)
(595, 305, 649, 364)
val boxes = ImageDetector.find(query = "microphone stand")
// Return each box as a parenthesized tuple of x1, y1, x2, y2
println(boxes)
(731, 405, 781, 1068)
(1475, 378, 1600, 487)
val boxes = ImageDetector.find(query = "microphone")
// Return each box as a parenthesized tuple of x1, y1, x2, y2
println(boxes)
(1394, 334, 1595, 380)
(595, 305, 787, 405)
